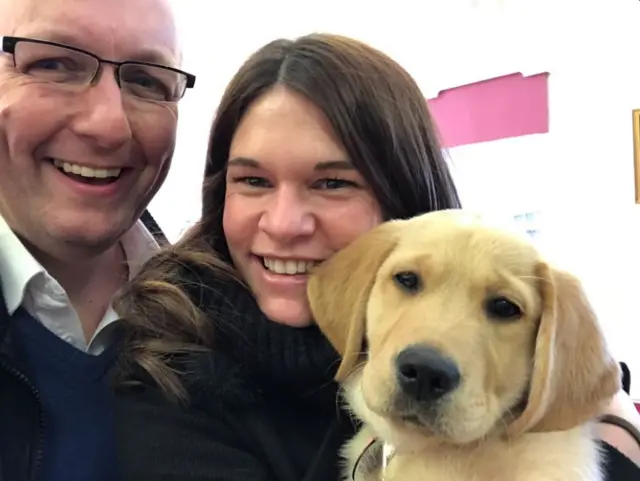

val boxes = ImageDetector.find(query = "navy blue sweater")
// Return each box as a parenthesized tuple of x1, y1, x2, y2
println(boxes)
(9, 308, 119, 481)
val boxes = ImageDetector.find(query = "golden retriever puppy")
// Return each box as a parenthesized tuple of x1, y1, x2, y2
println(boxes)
(308, 209, 621, 481)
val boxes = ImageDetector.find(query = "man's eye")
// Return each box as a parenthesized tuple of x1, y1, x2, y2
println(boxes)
(29, 57, 80, 72)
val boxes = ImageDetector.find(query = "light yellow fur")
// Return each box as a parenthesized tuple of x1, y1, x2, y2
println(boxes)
(308, 209, 621, 481)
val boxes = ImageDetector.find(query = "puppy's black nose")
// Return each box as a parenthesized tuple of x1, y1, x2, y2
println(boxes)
(395, 345, 461, 402)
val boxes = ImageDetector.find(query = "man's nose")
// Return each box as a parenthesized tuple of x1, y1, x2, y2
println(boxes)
(70, 70, 132, 151)
(258, 187, 315, 242)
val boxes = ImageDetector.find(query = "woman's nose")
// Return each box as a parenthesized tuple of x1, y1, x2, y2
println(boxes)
(258, 187, 315, 242)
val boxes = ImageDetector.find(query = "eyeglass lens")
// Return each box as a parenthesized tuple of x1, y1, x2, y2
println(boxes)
(13, 41, 187, 102)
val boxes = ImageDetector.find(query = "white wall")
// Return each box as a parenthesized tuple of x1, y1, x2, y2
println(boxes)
(152, 0, 556, 238)
(152, 0, 640, 397)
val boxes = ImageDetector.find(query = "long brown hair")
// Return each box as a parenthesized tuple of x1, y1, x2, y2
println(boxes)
(114, 33, 461, 400)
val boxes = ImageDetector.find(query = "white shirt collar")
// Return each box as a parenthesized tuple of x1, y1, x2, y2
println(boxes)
(0, 215, 159, 354)
(0, 216, 158, 314)
(0, 216, 45, 314)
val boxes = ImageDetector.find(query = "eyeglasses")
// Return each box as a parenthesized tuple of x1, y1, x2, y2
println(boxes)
(1, 36, 196, 103)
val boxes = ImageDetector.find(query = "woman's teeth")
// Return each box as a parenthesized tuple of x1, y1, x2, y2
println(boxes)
(262, 258, 318, 275)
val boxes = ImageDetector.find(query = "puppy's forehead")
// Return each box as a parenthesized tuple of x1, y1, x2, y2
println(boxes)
(397, 213, 540, 275)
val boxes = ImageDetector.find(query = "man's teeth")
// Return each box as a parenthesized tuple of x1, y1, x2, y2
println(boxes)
(52, 158, 121, 179)
(262, 258, 317, 275)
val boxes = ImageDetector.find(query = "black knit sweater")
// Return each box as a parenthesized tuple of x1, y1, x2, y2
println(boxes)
(114, 270, 357, 481)
(112, 270, 640, 481)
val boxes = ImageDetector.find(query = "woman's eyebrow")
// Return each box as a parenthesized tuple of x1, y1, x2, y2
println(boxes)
(227, 157, 259, 168)
(314, 160, 354, 171)
(227, 158, 354, 171)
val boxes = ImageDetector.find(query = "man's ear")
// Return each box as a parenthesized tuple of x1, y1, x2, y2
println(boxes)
(308, 221, 404, 381)
(508, 263, 620, 437)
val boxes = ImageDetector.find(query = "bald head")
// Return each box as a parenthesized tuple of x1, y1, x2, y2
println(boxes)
(0, 0, 20, 34)
(0, 0, 180, 66)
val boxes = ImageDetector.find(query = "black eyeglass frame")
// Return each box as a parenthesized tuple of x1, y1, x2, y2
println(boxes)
(0, 35, 196, 100)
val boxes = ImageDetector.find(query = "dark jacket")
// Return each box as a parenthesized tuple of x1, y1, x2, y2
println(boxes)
(115, 362, 355, 481)
(0, 210, 163, 481)
(0, 315, 43, 481)
(114, 267, 356, 481)
(113, 265, 640, 481)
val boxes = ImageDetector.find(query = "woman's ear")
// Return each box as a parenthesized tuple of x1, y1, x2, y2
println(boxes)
(308, 220, 404, 381)
(508, 263, 621, 437)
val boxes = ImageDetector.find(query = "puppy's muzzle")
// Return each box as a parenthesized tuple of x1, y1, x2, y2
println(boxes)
(395, 345, 461, 403)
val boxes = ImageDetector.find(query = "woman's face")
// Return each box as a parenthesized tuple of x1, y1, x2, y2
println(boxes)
(223, 86, 382, 327)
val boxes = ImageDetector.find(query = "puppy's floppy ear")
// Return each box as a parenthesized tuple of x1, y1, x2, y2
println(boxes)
(508, 263, 621, 437)
(308, 221, 402, 381)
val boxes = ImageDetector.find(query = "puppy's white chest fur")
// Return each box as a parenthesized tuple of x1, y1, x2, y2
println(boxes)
(346, 425, 603, 481)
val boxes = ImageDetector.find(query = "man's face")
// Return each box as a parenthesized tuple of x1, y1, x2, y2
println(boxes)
(0, 0, 180, 259)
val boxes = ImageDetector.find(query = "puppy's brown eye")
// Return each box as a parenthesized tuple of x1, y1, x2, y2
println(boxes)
(393, 271, 421, 292)
(485, 297, 522, 320)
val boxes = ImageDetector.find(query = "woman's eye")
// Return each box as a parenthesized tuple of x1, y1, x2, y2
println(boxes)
(232, 176, 271, 188)
(315, 178, 359, 190)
